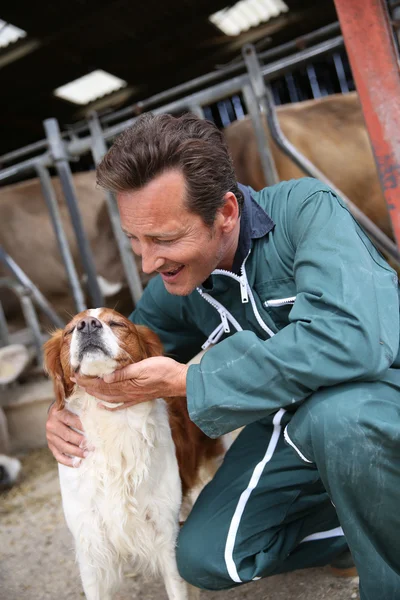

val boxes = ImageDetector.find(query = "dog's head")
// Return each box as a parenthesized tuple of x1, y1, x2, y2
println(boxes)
(43, 308, 163, 410)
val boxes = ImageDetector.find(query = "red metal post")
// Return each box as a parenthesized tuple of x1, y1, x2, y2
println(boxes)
(333, 0, 400, 248)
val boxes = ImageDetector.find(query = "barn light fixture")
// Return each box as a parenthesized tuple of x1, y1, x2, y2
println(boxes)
(209, 0, 289, 36)
(54, 70, 127, 105)
(0, 19, 27, 48)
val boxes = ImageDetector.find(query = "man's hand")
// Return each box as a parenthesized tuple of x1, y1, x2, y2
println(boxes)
(46, 404, 87, 467)
(72, 356, 189, 411)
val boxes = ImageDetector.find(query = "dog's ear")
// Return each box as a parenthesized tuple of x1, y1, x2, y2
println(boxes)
(43, 330, 71, 410)
(135, 325, 164, 358)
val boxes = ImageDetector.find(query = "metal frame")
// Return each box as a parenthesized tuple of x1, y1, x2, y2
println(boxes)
(1, 18, 399, 356)
(334, 0, 400, 248)
(243, 44, 400, 265)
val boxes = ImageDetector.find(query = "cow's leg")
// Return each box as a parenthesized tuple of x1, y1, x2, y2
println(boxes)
(0, 407, 10, 455)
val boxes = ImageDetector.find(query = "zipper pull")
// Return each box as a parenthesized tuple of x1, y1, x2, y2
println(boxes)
(219, 311, 230, 333)
(240, 277, 249, 303)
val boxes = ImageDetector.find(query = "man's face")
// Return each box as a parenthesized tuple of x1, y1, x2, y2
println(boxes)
(116, 169, 239, 296)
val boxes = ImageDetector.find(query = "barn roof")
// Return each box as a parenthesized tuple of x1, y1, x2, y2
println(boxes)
(0, 0, 337, 156)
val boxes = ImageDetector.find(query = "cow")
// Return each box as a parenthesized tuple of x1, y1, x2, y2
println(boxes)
(224, 91, 392, 240)
(0, 171, 147, 323)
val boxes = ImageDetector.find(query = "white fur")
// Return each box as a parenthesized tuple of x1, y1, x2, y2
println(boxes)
(0, 454, 22, 486)
(60, 325, 199, 600)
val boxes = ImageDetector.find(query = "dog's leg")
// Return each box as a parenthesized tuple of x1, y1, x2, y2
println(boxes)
(77, 551, 118, 600)
(158, 545, 196, 600)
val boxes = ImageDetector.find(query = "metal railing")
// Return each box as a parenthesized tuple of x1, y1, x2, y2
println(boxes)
(1, 22, 399, 363)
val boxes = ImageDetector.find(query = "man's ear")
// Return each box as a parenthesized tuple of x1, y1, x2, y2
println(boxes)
(43, 330, 71, 410)
(218, 192, 240, 233)
(135, 325, 164, 358)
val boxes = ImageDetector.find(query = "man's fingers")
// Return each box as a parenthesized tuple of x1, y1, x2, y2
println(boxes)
(47, 432, 87, 460)
(103, 366, 134, 384)
(50, 448, 80, 468)
(62, 410, 84, 433)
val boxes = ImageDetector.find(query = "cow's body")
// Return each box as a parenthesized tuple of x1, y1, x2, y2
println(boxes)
(224, 92, 391, 238)
(0, 171, 143, 321)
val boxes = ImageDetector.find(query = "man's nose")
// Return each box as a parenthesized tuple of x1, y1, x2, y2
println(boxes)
(77, 317, 102, 335)
(141, 247, 163, 274)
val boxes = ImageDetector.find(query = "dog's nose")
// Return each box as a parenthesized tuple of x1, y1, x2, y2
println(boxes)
(77, 317, 102, 334)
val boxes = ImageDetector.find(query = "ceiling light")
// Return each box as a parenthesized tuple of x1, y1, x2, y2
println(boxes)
(0, 19, 27, 48)
(54, 69, 127, 105)
(209, 0, 289, 36)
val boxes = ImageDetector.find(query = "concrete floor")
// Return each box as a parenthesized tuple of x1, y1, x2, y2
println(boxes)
(0, 448, 360, 600)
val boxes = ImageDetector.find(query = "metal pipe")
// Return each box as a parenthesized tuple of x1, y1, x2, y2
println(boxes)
(0, 138, 49, 166)
(0, 248, 65, 328)
(0, 153, 51, 184)
(0, 278, 44, 364)
(94, 22, 343, 128)
(44, 118, 104, 308)
(0, 23, 343, 169)
(334, 0, 400, 249)
(35, 164, 87, 313)
(262, 77, 400, 264)
(243, 46, 279, 185)
(18, 291, 43, 365)
(88, 112, 143, 306)
(65, 36, 345, 155)
(0, 300, 9, 347)
(242, 84, 279, 185)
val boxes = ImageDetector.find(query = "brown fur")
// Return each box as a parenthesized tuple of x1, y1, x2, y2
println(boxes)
(43, 308, 223, 498)
(224, 92, 392, 239)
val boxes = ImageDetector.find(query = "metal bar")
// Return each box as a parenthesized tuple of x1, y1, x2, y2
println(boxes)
(95, 22, 342, 128)
(0, 300, 10, 347)
(35, 164, 86, 313)
(43, 118, 104, 307)
(243, 46, 280, 185)
(87, 112, 143, 306)
(306, 63, 322, 98)
(332, 52, 350, 93)
(261, 79, 400, 265)
(187, 104, 205, 119)
(0, 23, 343, 168)
(0, 138, 49, 166)
(0, 153, 51, 184)
(18, 291, 43, 365)
(68, 36, 345, 154)
(242, 84, 279, 186)
(334, 0, 400, 248)
(0, 247, 64, 327)
(0, 35, 345, 184)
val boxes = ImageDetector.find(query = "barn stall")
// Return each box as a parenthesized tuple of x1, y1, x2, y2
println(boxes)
(0, 0, 399, 597)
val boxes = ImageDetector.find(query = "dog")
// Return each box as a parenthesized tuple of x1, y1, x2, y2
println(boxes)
(44, 308, 225, 600)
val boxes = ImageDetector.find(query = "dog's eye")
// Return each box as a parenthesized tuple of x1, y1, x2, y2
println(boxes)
(109, 321, 127, 328)
(65, 327, 75, 336)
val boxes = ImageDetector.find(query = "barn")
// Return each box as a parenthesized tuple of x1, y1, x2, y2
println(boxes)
(0, 1, 400, 598)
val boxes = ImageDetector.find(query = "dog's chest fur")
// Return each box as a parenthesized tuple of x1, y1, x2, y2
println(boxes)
(58, 391, 182, 574)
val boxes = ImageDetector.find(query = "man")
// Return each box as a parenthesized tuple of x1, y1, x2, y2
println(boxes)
(46, 113, 400, 599)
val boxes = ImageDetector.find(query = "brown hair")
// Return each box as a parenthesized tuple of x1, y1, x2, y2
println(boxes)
(96, 112, 243, 226)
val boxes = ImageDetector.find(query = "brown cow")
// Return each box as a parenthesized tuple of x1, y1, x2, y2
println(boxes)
(0, 171, 147, 322)
(224, 92, 392, 239)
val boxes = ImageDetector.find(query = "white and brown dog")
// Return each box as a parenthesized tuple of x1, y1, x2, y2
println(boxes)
(44, 308, 224, 600)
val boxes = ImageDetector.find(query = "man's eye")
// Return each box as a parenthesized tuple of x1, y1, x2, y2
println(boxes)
(109, 321, 127, 328)
(154, 238, 176, 245)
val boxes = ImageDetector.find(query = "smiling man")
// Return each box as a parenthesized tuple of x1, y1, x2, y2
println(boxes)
(46, 112, 400, 600)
